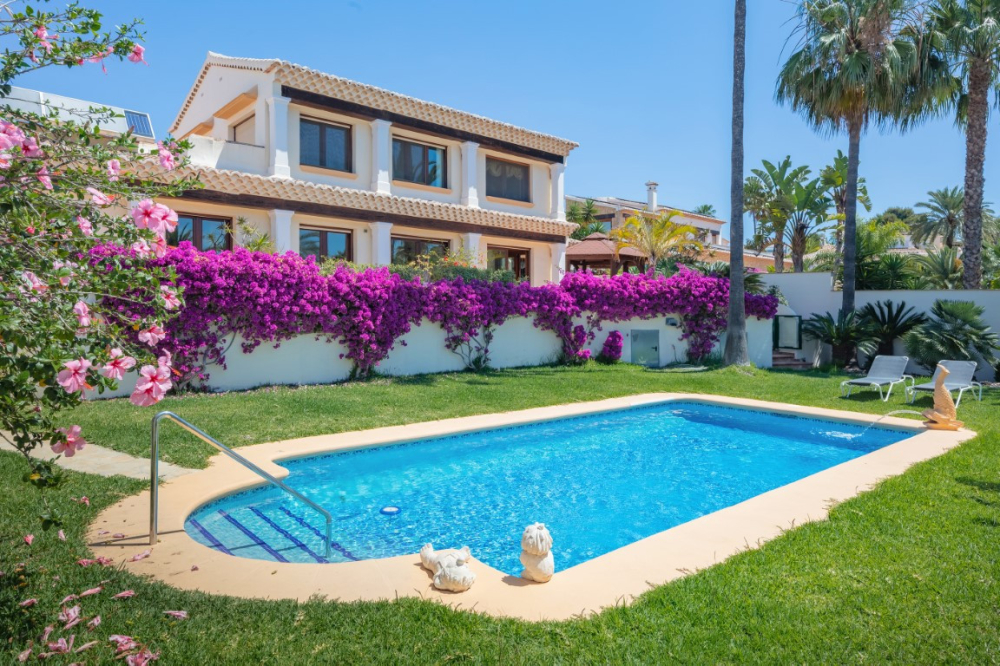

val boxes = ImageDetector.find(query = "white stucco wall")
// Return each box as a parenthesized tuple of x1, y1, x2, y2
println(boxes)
(762, 272, 1000, 379)
(86, 312, 775, 399)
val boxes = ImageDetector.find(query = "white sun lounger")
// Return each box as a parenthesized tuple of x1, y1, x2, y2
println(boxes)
(905, 360, 983, 409)
(840, 355, 913, 402)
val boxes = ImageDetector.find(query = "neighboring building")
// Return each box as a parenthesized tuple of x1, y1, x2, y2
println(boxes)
(567, 182, 785, 271)
(3, 86, 156, 143)
(151, 53, 578, 285)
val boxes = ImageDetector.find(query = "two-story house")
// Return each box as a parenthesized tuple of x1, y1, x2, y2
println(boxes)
(151, 53, 578, 285)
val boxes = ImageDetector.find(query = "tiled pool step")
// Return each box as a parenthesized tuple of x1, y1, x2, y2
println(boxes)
(187, 506, 360, 564)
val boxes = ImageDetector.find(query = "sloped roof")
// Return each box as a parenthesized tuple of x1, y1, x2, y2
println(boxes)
(172, 53, 578, 157)
(566, 232, 646, 260)
(134, 162, 577, 238)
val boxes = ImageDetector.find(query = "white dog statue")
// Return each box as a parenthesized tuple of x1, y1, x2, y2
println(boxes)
(419, 543, 475, 592)
(433, 557, 476, 592)
(519, 522, 554, 583)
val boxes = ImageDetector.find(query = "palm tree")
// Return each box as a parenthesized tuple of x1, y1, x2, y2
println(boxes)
(724, 0, 749, 367)
(903, 298, 1000, 369)
(693, 204, 718, 217)
(747, 157, 808, 272)
(859, 299, 928, 356)
(820, 149, 872, 273)
(777, 0, 927, 314)
(910, 246, 964, 288)
(785, 176, 834, 272)
(928, 0, 1000, 288)
(567, 198, 605, 240)
(611, 210, 702, 270)
(913, 186, 964, 247)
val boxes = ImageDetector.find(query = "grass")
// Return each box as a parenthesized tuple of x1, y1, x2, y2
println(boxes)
(2, 364, 1000, 663)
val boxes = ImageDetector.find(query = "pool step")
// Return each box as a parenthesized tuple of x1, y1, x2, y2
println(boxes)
(189, 507, 337, 563)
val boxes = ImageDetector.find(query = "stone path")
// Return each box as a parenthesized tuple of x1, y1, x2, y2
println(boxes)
(0, 436, 195, 481)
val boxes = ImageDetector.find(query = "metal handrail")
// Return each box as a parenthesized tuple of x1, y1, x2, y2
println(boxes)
(149, 411, 332, 558)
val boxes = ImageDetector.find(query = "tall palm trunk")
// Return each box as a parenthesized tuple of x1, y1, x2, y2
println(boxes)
(723, 0, 749, 367)
(962, 57, 990, 289)
(842, 119, 861, 314)
(773, 235, 786, 272)
(791, 225, 806, 272)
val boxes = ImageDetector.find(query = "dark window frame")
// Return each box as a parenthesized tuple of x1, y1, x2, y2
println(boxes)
(168, 214, 233, 252)
(487, 245, 531, 281)
(299, 117, 353, 172)
(390, 235, 451, 264)
(391, 136, 448, 188)
(298, 226, 353, 262)
(485, 156, 532, 203)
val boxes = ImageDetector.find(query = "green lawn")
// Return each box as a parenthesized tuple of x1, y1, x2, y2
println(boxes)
(3, 364, 1000, 663)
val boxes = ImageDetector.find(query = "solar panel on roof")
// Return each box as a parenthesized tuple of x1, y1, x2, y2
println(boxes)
(124, 110, 153, 138)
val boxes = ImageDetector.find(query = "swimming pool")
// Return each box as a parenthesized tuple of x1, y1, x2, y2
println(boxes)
(184, 401, 909, 575)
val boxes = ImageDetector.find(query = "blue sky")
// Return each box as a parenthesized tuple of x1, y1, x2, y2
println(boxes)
(17, 0, 996, 235)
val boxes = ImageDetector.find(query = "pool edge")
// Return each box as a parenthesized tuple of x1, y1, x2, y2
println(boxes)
(86, 393, 973, 622)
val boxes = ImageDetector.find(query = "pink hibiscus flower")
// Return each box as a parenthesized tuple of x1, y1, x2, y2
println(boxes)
(57, 358, 92, 393)
(76, 216, 93, 236)
(86, 187, 112, 206)
(36, 165, 52, 189)
(100, 348, 136, 380)
(160, 286, 181, 310)
(73, 301, 91, 328)
(107, 158, 121, 181)
(53, 425, 86, 457)
(137, 324, 166, 346)
(127, 44, 147, 64)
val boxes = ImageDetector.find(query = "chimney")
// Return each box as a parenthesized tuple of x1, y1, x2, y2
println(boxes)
(645, 181, 659, 211)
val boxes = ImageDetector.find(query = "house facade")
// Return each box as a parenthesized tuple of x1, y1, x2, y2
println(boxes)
(152, 53, 578, 285)
(567, 183, 787, 271)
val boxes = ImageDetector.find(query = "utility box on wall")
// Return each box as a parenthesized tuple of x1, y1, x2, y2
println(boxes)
(631, 330, 660, 367)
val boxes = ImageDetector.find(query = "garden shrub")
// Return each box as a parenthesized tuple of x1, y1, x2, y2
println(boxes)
(103, 247, 780, 382)
(903, 299, 1000, 371)
(598, 331, 624, 364)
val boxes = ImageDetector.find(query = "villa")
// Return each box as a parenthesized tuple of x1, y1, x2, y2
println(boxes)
(567, 184, 787, 271)
(4, 86, 156, 144)
(150, 52, 578, 285)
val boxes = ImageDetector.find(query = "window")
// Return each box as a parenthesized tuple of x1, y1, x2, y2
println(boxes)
(167, 215, 232, 252)
(486, 157, 530, 202)
(391, 236, 449, 265)
(124, 110, 153, 138)
(231, 115, 255, 144)
(392, 138, 447, 188)
(300, 118, 351, 172)
(487, 246, 530, 281)
(299, 228, 352, 261)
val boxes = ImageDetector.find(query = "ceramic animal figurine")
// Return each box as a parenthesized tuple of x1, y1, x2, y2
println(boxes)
(419, 543, 471, 573)
(419, 544, 475, 592)
(432, 557, 476, 592)
(519, 522, 554, 583)
(923, 365, 964, 431)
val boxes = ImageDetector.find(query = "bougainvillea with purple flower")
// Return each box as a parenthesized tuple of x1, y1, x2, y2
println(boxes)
(99, 248, 780, 381)
(599, 330, 624, 363)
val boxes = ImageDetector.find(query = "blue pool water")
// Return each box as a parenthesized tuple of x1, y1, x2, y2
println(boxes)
(184, 401, 909, 574)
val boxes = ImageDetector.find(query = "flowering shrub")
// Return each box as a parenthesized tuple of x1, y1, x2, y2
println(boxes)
(0, 3, 197, 511)
(106, 251, 780, 379)
(599, 331, 624, 363)
(426, 278, 532, 369)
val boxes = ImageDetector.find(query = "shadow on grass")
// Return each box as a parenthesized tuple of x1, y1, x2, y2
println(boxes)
(956, 477, 1000, 493)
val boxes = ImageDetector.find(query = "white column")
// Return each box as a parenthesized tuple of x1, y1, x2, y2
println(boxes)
(368, 221, 393, 265)
(267, 95, 291, 178)
(253, 89, 267, 146)
(551, 242, 567, 283)
(460, 232, 484, 266)
(211, 116, 229, 141)
(370, 119, 392, 194)
(549, 161, 566, 220)
(460, 141, 480, 208)
(270, 209, 295, 253)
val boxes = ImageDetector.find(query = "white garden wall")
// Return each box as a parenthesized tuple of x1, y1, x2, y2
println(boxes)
(762, 272, 1000, 380)
(87, 314, 775, 399)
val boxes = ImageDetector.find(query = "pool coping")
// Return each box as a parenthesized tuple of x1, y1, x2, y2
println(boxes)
(87, 393, 975, 621)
